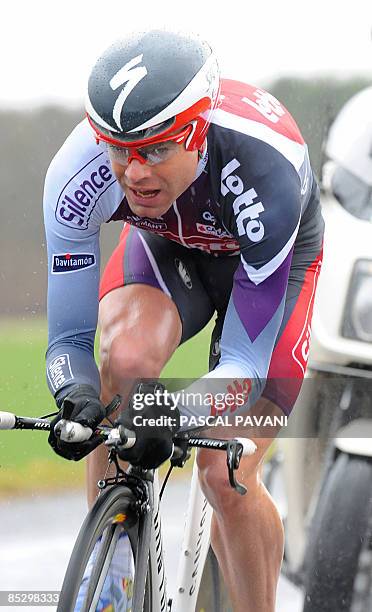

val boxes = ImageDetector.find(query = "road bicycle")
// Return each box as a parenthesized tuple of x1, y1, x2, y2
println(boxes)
(0, 405, 256, 611)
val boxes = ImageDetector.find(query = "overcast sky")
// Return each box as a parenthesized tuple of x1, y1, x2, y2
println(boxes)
(2, 0, 371, 108)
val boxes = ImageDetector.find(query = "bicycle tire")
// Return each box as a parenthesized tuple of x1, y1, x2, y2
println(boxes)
(58, 484, 153, 612)
(303, 453, 372, 612)
(195, 545, 233, 612)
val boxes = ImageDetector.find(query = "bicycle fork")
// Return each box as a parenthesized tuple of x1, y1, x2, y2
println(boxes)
(148, 473, 168, 612)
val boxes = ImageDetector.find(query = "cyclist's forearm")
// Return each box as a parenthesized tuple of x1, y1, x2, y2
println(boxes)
(173, 367, 264, 428)
(173, 287, 287, 423)
(46, 336, 100, 401)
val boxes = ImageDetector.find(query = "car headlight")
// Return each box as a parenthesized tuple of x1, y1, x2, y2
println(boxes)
(342, 260, 372, 342)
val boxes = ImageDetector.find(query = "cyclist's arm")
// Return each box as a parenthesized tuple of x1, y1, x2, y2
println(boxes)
(43, 120, 121, 403)
(44, 172, 101, 401)
(178, 159, 307, 420)
(214, 164, 303, 377)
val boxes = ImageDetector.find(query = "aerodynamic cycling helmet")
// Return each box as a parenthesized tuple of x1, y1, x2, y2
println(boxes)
(85, 30, 220, 152)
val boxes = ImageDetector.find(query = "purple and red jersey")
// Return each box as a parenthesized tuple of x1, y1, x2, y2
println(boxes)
(43, 80, 323, 416)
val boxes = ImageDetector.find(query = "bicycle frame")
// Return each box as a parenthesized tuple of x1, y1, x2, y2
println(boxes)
(94, 433, 253, 611)
(147, 442, 250, 611)
(138, 460, 214, 611)
(172, 460, 213, 611)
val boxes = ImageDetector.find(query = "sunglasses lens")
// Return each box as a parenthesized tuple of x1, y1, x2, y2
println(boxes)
(107, 146, 130, 165)
(142, 141, 180, 164)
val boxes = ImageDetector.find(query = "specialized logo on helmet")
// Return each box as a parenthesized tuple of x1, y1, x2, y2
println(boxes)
(110, 55, 148, 130)
(221, 159, 265, 243)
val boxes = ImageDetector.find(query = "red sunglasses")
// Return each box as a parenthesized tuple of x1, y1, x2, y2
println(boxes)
(88, 117, 193, 165)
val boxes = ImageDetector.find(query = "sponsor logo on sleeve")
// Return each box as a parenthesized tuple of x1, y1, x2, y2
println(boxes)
(47, 354, 73, 392)
(52, 253, 96, 274)
(221, 158, 265, 243)
(56, 157, 114, 229)
(292, 258, 322, 375)
(242, 89, 285, 124)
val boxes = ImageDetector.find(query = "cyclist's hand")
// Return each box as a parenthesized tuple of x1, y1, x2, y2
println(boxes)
(115, 382, 180, 469)
(48, 384, 107, 461)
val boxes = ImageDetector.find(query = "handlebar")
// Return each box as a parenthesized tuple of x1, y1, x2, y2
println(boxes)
(0, 410, 256, 456)
(0, 411, 51, 431)
(0, 410, 256, 455)
(0, 410, 256, 494)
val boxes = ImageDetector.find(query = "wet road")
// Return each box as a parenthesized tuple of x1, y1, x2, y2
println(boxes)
(0, 481, 304, 611)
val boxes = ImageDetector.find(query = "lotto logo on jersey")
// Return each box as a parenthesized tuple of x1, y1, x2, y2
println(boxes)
(55, 158, 114, 230)
(52, 253, 96, 274)
(221, 159, 265, 243)
(47, 354, 73, 392)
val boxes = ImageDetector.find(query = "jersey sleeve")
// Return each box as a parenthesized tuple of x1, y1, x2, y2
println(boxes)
(43, 120, 122, 400)
(219, 146, 303, 372)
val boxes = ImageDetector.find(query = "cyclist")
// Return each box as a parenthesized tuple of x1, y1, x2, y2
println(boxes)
(44, 30, 324, 612)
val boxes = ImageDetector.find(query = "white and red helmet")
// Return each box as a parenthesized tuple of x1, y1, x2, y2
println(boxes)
(85, 30, 220, 151)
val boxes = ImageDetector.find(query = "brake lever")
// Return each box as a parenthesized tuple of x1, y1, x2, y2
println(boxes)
(171, 433, 191, 467)
(226, 441, 247, 496)
(105, 395, 122, 419)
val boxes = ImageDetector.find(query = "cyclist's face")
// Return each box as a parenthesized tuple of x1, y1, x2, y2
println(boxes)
(109, 142, 199, 218)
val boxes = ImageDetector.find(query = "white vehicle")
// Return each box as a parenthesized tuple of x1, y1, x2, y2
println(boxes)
(271, 86, 372, 611)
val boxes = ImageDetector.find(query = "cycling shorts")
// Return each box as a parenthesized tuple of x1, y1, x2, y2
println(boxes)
(99, 223, 323, 414)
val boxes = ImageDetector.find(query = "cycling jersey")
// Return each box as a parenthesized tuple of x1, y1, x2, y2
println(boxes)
(43, 79, 324, 414)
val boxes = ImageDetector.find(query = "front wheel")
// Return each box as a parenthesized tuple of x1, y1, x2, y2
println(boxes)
(303, 453, 372, 612)
(58, 484, 152, 612)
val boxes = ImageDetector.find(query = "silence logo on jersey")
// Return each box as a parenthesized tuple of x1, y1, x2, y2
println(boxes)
(52, 253, 96, 274)
(220, 159, 265, 243)
(47, 354, 73, 392)
(55, 156, 114, 230)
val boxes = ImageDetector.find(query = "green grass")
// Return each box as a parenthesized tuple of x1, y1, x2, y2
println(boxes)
(0, 318, 212, 495)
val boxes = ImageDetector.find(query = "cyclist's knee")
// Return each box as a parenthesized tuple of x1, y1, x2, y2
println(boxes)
(98, 286, 181, 395)
(100, 332, 163, 393)
(197, 449, 261, 514)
